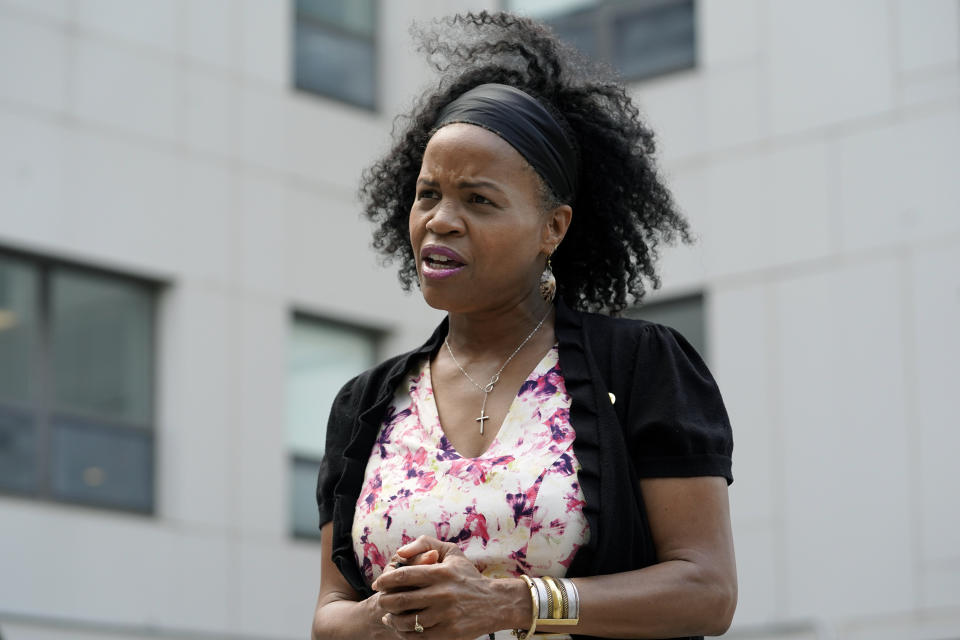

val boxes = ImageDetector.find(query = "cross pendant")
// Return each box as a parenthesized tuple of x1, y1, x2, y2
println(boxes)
(476, 391, 492, 435)
(475, 411, 490, 435)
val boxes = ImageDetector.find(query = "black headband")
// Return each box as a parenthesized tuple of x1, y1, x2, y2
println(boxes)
(433, 83, 579, 203)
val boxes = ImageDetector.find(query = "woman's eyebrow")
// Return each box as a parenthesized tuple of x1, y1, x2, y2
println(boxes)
(416, 177, 506, 194)
(455, 179, 505, 194)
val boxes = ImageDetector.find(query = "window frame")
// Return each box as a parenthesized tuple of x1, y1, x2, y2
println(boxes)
(505, 0, 697, 83)
(291, 0, 380, 111)
(286, 310, 384, 540)
(0, 246, 161, 515)
(624, 290, 708, 362)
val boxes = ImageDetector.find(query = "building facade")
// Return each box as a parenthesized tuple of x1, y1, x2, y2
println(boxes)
(0, 1, 958, 639)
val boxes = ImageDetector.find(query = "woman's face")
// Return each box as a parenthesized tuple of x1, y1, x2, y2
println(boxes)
(409, 123, 568, 314)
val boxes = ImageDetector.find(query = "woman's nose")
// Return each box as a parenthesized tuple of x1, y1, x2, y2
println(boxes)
(424, 200, 464, 235)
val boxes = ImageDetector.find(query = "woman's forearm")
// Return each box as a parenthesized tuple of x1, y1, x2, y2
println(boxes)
(376, 530, 736, 639)
(312, 592, 401, 640)
(535, 558, 737, 639)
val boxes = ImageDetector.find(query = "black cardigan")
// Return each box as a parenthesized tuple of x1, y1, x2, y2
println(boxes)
(316, 298, 734, 640)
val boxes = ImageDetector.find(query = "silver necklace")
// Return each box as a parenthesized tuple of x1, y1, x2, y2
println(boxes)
(443, 306, 552, 435)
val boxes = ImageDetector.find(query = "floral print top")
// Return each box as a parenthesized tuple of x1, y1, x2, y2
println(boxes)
(352, 345, 589, 639)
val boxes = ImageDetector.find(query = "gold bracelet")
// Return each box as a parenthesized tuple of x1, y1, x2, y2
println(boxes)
(541, 576, 554, 618)
(543, 576, 570, 618)
(512, 575, 539, 639)
(542, 576, 565, 619)
(534, 576, 580, 627)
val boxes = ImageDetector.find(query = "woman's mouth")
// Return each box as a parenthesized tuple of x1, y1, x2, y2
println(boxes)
(420, 245, 466, 280)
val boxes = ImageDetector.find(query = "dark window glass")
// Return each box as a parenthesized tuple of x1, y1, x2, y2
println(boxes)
(624, 292, 706, 361)
(287, 314, 379, 539)
(0, 254, 38, 407)
(0, 249, 157, 513)
(293, 0, 377, 109)
(290, 455, 323, 538)
(550, 10, 601, 60)
(0, 404, 38, 494)
(50, 269, 154, 425)
(612, 1, 695, 78)
(296, 0, 375, 36)
(508, 0, 696, 82)
(0, 254, 40, 495)
(50, 416, 153, 512)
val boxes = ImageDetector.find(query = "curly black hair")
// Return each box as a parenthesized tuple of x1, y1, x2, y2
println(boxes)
(359, 10, 694, 313)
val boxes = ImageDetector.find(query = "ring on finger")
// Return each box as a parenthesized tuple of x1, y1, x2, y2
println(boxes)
(414, 613, 424, 633)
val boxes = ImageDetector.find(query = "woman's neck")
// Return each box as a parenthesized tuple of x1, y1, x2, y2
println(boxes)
(444, 295, 555, 360)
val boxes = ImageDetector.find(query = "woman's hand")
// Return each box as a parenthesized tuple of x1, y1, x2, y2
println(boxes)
(372, 536, 528, 639)
(314, 523, 408, 640)
(379, 545, 440, 579)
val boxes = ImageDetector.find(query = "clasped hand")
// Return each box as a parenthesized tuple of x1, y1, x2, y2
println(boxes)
(372, 535, 509, 639)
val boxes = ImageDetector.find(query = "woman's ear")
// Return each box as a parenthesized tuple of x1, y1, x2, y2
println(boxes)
(541, 204, 573, 253)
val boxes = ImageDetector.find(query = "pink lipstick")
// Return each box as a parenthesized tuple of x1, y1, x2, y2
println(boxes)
(420, 244, 467, 280)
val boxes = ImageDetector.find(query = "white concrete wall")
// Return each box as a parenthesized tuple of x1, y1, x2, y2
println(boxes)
(0, 1, 958, 639)
(639, 1, 960, 638)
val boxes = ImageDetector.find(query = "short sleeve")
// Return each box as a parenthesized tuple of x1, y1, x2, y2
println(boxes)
(315, 376, 361, 529)
(625, 323, 734, 485)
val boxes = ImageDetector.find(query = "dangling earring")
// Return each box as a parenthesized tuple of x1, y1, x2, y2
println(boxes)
(539, 255, 556, 302)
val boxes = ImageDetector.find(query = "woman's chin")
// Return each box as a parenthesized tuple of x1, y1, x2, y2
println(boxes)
(419, 281, 485, 314)
(420, 287, 461, 312)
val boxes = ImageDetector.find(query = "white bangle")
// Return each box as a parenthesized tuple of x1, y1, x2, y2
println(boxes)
(534, 577, 550, 619)
(559, 578, 580, 620)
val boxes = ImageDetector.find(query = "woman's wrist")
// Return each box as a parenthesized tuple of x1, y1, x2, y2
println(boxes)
(313, 593, 397, 640)
(495, 577, 535, 632)
(361, 592, 394, 638)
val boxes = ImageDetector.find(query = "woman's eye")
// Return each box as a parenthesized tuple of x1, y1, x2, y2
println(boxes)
(470, 194, 495, 206)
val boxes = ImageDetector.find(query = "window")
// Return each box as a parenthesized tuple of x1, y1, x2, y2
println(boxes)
(0, 250, 158, 513)
(506, 0, 696, 82)
(624, 291, 706, 361)
(293, 0, 378, 109)
(287, 313, 379, 539)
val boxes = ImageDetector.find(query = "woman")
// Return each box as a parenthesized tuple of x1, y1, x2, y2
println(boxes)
(313, 11, 736, 640)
